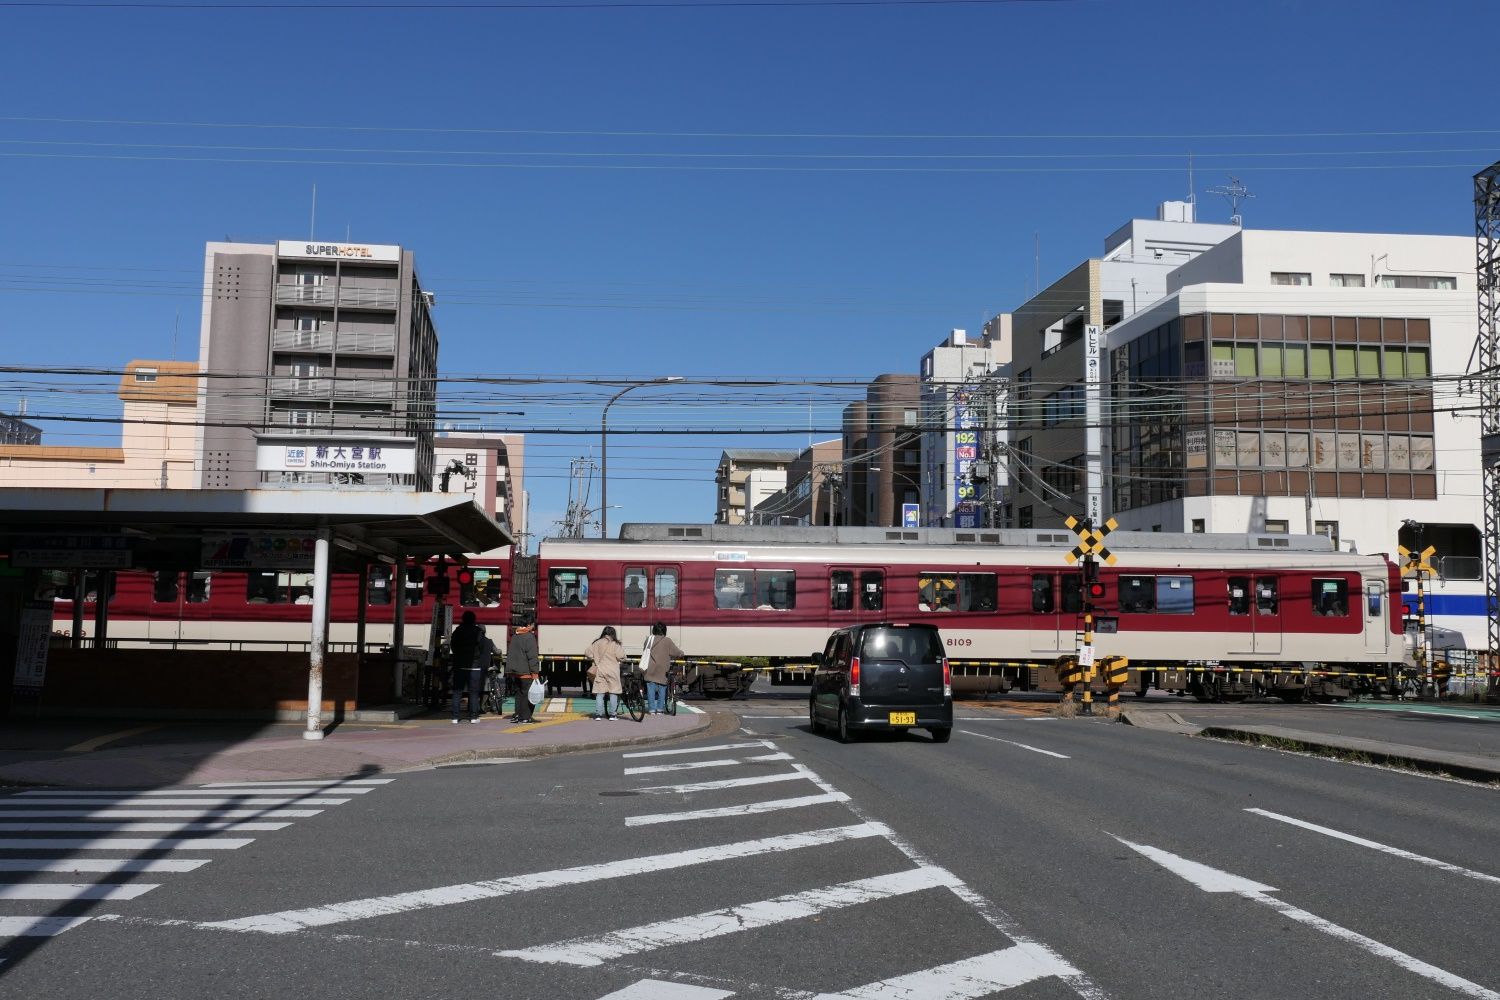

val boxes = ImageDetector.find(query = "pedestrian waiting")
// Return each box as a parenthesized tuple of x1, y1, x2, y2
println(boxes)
(506, 613, 541, 724)
(449, 611, 491, 724)
(641, 621, 685, 716)
(585, 626, 628, 721)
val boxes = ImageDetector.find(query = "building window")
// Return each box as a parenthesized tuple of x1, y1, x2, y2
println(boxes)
(903, 409, 918, 427)
(1191, 518, 1205, 533)
(1330, 273, 1366, 287)
(1271, 272, 1312, 286)
(1264, 520, 1289, 534)
(1378, 275, 1456, 290)
(1018, 505, 1033, 529)
(134, 368, 158, 383)
(1315, 520, 1340, 548)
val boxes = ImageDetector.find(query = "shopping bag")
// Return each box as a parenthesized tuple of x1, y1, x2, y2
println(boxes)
(528, 677, 545, 706)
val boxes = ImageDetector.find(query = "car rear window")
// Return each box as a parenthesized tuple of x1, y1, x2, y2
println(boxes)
(859, 627, 943, 663)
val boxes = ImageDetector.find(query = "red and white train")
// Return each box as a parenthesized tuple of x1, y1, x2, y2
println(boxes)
(535, 523, 1407, 700)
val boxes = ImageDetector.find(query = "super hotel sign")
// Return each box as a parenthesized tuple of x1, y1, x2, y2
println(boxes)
(276, 240, 401, 263)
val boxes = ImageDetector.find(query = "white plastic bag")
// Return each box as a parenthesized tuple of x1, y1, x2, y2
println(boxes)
(528, 677, 545, 706)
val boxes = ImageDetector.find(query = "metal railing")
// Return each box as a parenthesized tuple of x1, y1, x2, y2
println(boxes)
(269, 376, 332, 397)
(337, 331, 397, 355)
(271, 329, 335, 353)
(338, 286, 399, 310)
(275, 284, 336, 307)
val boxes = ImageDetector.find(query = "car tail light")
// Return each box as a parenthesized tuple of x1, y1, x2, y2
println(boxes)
(942, 657, 952, 697)
(849, 656, 861, 696)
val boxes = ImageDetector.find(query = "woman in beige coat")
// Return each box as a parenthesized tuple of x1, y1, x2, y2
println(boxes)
(585, 626, 628, 721)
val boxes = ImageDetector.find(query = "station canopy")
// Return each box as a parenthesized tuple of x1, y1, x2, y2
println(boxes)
(0, 488, 511, 571)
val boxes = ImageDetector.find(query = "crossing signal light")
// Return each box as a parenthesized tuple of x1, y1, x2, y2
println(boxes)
(425, 571, 449, 596)
(1088, 580, 1106, 602)
(457, 569, 475, 586)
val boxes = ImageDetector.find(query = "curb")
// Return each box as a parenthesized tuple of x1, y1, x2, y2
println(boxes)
(1199, 725, 1500, 784)
(418, 711, 718, 768)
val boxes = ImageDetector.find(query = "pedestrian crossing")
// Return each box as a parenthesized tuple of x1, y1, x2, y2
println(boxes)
(0, 777, 392, 944)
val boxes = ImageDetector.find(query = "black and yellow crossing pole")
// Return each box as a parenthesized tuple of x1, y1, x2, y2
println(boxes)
(1065, 515, 1117, 716)
(1398, 543, 1437, 697)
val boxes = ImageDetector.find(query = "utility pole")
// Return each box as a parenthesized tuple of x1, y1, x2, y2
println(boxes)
(560, 457, 598, 539)
(1473, 164, 1500, 696)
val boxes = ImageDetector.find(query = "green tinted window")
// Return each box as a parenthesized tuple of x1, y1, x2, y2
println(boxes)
(1261, 344, 1283, 377)
(1383, 347, 1406, 378)
(1408, 348, 1430, 377)
(1309, 345, 1332, 378)
(1335, 346, 1357, 378)
(1357, 346, 1381, 379)
(1234, 345, 1258, 377)
(1284, 346, 1307, 377)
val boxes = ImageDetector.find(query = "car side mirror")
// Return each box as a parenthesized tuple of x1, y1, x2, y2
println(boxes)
(810, 651, 823, 667)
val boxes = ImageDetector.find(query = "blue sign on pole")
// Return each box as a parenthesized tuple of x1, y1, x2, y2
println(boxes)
(902, 503, 921, 528)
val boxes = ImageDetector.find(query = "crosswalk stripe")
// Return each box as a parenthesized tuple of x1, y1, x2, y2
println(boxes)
(198, 779, 393, 787)
(635, 771, 811, 795)
(0, 883, 161, 902)
(0, 822, 290, 833)
(593, 982, 734, 1000)
(808, 944, 1079, 999)
(0, 810, 324, 819)
(623, 741, 772, 759)
(0, 916, 93, 938)
(2, 798, 352, 807)
(0, 837, 255, 850)
(500, 866, 960, 967)
(624, 753, 791, 776)
(14, 789, 369, 797)
(625, 792, 850, 827)
(204, 822, 890, 935)
(0, 858, 210, 873)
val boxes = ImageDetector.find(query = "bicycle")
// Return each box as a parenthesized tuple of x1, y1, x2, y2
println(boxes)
(481, 665, 506, 716)
(619, 667, 648, 722)
(663, 669, 680, 716)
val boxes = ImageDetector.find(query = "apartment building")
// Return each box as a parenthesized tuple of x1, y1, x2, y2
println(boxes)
(841, 374, 921, 527)
(714, 449, 800, 524)
(919, 323, 1010, 527)
(433, 431, 528, 553)
(195, 239, 439, 491)
(0, 412, 40, 447)
(746, 438, 842, 525)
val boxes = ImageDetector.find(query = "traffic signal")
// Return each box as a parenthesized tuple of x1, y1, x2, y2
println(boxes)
(456, 569, 475, 587)
(425, 571, 450, 596)
(1082, 558, 1105, 602)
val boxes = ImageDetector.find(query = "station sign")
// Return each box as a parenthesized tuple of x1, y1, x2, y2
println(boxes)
(276, 240, 401, 263)
(256, 437, 417, 476)
(11, 601, 52, 692)
(10, 535, 132, 569)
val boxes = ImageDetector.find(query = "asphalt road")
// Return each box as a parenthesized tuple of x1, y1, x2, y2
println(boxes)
(1, 697, 1497, 999)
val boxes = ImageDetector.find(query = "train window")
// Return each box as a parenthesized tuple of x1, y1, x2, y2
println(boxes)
(1312, 578, 1349, 617)
(1256, 577, 1279, 615)
(653, 568, 678, 609)
(405, 567, 425, 607)
(959, 573, 997, 612)
(623, 568, 648, 609)
(461, 569, 502, 608)
(917, 574, 957, 613)
(830, 571, 854, 612)
(1155, 576, 1194, 614)
(153, 571, 179, 604)
(755, 570, 797, 610)
(1366, 585, 1382, 618)
(860, 571, 885, 612)
(715, 570, 752, 609)
(368, 566, 392, 606)
(548, 568, 589, 607)
(1061, 575, 1084, 614)
(186, 572, 211, 604)
(81, 571, 116, 605)
(1031, 574, 1054, 613)
(1228, 576, 1250, 615)
(246, 571, 288, 605)
(1119, 575, 1156, 613)
(289, 572, 315, 605)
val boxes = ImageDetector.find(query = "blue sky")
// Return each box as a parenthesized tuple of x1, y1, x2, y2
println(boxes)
(2, 0, 1495, 540)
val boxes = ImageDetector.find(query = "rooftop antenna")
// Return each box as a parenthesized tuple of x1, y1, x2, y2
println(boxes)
(171, 309, 179, 361)
(309, 183, 317, 240)
(1034, 232, 1040, 293)
(1187, 151, 1195, 210)
(1208, 175, 1254, 227)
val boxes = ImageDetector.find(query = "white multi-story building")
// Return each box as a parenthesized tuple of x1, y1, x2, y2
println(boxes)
(433, 431, 527, 554)
(919, 324, 1010, 527)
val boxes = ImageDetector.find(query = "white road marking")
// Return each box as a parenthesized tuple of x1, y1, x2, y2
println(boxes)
(1246, 808, 1500, 886)
(808, 944, 1080, 1000)
(0, 821, 290, 833)
(499, 866, 960, 967)
(203, 822, 890, 935)
(0, 858, 210, 873)
(958, 731, 1070, 759)
(636, 771, 810, 795)
(2, 797, 352, 807)
(199, 779, 392, 787)
(544, 698, 567, 713)
(623, 741, 773, 759)
(15, 788, 369, 797)
(625, 792, 850, 827)
(0, 916, 93, 938)
(0, 809, 323, 819)
(592, 981, 735, 1000)
(0, 837, 254, 851)
(624, 753, 791, 776)
(1114, 835, 1500, 999)
(0, 882, 161, 901)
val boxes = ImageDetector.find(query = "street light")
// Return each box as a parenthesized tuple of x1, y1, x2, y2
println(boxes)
(601, 376, 684, 538)
(869, 466, 922, 526)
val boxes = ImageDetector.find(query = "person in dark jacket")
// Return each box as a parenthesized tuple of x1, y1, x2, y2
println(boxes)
(642, 621, 684, 716)
(449, 611, 486, 724)
(506, 614, 541, 724)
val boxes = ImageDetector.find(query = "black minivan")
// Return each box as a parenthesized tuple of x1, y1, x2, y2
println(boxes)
(809, 623, 952, 743)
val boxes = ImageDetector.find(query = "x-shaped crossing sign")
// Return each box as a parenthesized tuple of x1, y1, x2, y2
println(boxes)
(1064, 515, 1118, 565)
(1396, 544, 1436, 577)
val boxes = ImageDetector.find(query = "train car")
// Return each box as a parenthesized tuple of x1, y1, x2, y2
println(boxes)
(536, 523, 1406, 701)
(46, 553, 513, 652)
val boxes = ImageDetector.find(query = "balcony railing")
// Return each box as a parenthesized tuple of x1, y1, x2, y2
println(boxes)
(271, 329, 335, 353)
(269, 377, 332, 397)
(273, 283, 399, 310)
(338, 285, 399, 310)
(332, 378, 393, 400)
(337, 331, 397, 355)
(275, 284, 336, 307)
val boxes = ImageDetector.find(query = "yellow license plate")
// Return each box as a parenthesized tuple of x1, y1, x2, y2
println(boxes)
(888, 712, 916, 726)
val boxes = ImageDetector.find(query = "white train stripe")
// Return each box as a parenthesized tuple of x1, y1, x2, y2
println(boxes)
(623, 741, 773, 759)
(499, 866, 960, 967)
(1, 798, 351, 807)
(0, 822, 290, 833)
(0, 858, 210, 873)
(203, 822, 889, 935)
(0, 810, 323, 820)
(636, 771, 811, 795)
(624, 753, 791, 776)
(0, 837, 254, 850)
(0, 882, 161, 901)
(0, 916, 93, 938)
(808, 945, 1079, 999)
(625, 792, 849, 827)
(1246, 808, 1500, 886)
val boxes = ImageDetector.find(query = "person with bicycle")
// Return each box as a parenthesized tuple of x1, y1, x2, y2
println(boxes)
(585, 625, 627, 721)
(448, 611, 486, 724)
(642, 621, 684, 716)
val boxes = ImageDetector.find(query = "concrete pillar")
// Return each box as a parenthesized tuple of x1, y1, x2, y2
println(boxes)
(391, 550, 406, 698)
(70, 570, 85, 649)
(355, 561, 369, 662)
(91, 571, 111, 651)
(304, 527, 332, 741)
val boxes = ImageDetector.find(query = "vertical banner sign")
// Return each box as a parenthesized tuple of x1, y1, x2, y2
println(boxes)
(1084, 324, 1104, 526)
(953, 392, 980, 528)
(12, 600, 53, 693)
(902, 503, 921, 528)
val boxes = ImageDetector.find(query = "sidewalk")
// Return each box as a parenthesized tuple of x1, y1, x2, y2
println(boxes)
(0, 702, 717, 788)
(1121, 698, 1500, 783)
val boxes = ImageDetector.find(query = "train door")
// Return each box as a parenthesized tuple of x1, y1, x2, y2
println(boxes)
(1362, 576, 1387, 655)
(1227, 575, 1254, 654)
(1253, 576, 1282, 655)
(650, 565, 682, 632)
(830, 569, 883, 622)
(1029, 572, 1071, 654)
